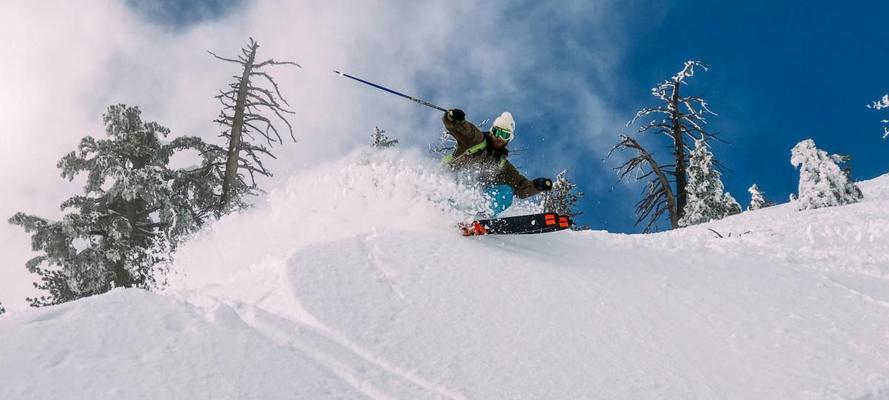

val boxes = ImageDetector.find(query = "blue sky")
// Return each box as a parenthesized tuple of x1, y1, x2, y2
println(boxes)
(130, 0, 889, 233)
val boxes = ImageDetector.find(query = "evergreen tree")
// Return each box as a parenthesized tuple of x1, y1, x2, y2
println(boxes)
(678, 139, 738, 227)
(790, 139, 863, 211)
(542, 169, 583, 220)
(828, 153, 864, 199)
(724, 192, 742, 216)
(0, 301, 5, 315)
(370, 126, 398, 148)
(9, 105, 215, 306)
(867, 94, 889, 139)
(209, 37, 301, 213)
(747, 184, 773, 211)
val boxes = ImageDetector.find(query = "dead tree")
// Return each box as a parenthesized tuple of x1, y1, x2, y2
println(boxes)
(612, 61, 720, 230)
(609, 134, 678, 232)
(209, 37, 300, 213)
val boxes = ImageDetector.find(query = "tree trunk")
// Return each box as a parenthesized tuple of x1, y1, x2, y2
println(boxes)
(671, 85, 688, 220)
(220, 42, 258, 211)
(113, 155, 152, 289)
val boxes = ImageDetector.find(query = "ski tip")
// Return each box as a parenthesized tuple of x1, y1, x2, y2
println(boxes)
(460, 221, 487, 236)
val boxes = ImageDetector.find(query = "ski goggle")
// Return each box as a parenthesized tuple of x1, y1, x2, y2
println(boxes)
(491, 127, 513, 142)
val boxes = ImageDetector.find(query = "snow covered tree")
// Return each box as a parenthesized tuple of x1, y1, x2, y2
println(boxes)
(210, 37, 300, 213)
(542, 169, 584, 219)
(370, 126, 398, 148)
(629, 61, 719, 219)
(867, 94, 889, 139)
(747, 184, 773, 211)
(9, 105, 215, 307)
(678, 139, 740, 227)
(614, 61, 724, 231)
(724, 192, 742, 216)
(790, 139, 863, 211)
(831, 154, 864, 199)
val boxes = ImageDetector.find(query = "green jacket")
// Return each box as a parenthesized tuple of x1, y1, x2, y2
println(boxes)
(442, 114, 540, 199)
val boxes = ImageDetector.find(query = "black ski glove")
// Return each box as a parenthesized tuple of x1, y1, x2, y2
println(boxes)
(533, 177, 553, 191)
(446, 109, 465, 122)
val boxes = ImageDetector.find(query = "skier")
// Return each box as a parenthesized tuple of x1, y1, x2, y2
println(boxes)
(442, 108, 553, 215)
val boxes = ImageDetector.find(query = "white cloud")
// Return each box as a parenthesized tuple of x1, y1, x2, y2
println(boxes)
(0, 0, 628, 311)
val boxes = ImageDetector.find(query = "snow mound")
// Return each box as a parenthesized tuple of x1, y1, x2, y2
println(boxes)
(0, 289, 365, 399)
(163, 149, 481, 317)
(4, 149, 889, 399)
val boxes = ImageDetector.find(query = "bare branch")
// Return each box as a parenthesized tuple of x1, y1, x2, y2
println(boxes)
(207, 50, 242, 64)
(255, 59, 302, 69)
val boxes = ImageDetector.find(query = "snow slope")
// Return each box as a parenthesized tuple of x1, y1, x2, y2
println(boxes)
(2, 150, 888, 399)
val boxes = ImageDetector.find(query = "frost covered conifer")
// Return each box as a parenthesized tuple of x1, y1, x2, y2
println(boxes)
(724, 192, 742, 216)
(747, 184, 773, 211)
(790, 139, 863, 211)
(867, 94, 889, 139)
(9, 105, 216, 307)
(542, 170, 583, 219)
(678, 139, 739, 227)
(370, 126, 398, 148)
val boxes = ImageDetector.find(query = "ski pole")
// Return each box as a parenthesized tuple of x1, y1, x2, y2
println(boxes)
(333, 70, 448, 112)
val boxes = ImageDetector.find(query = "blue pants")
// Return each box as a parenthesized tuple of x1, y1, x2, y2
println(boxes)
(483, 184, 514, 216)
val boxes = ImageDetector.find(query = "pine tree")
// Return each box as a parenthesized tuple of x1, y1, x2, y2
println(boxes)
(790, 139, 863, 211)
(542, 169, 584, 219)
(828, 153, 864, 198)
(724, 192, 742, 216)
(867, 94, 889, 139)
(209, 37, 300, 213)
(612, 61, 722, 231)
(0, 301, 5, 315)
(8, 105, 215, 307)
(747, 184, 773, 211)
(678, 139, 738, 227)
(370, 126, 398, 148)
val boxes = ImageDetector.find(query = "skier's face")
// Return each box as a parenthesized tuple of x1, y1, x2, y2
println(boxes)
(490, 136, 508, 149)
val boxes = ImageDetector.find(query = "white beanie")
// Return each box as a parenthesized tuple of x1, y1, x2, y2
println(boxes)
(492, 112, 515, 140)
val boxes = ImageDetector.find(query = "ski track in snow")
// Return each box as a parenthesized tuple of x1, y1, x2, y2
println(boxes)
(232, 303, 465, 400)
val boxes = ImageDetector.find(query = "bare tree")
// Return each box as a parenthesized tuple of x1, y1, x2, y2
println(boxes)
(628, 61, 718, 220)
(609, 135, 678, 232)
(209, 37, 300, 213)
(611, 60, 722, 231)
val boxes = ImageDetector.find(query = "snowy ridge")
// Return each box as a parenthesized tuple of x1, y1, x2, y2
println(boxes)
(2, 150, 889, 399)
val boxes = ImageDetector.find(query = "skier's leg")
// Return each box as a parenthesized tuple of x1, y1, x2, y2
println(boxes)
(483, 184, 514, 216)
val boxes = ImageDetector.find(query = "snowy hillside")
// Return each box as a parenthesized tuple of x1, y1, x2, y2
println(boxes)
(2, 150, 889, 400)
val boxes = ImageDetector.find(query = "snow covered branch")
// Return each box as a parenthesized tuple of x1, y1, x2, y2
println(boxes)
(867, 94, 889, 139)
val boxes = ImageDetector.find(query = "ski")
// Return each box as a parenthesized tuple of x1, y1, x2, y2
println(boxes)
(460, 213, 572, 236)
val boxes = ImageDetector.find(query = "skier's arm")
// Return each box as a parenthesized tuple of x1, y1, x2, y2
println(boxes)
(501, 161, 540, 199)
(442, 110, 485, 147)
